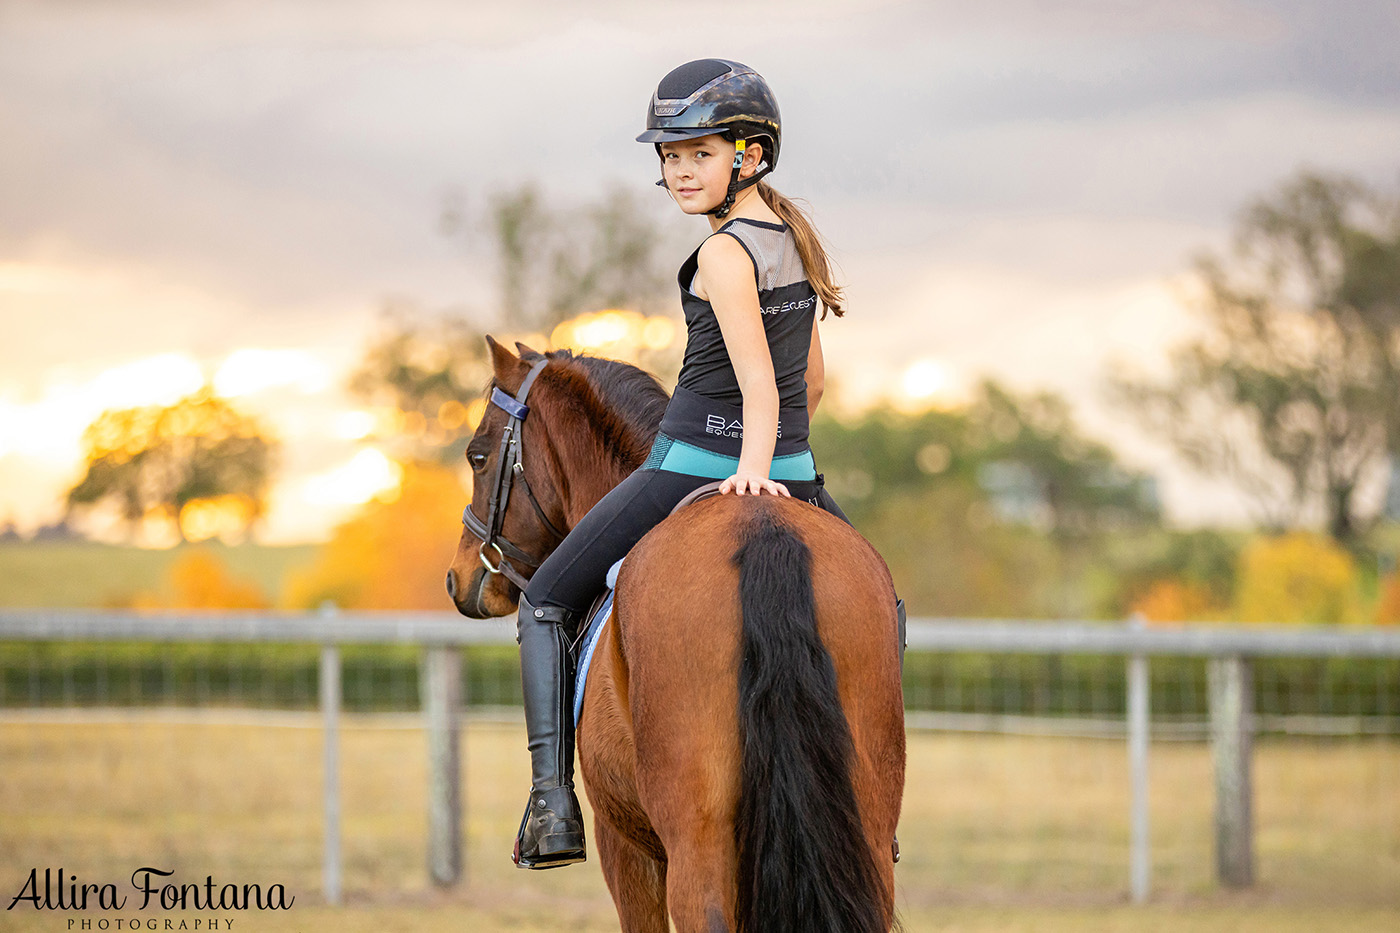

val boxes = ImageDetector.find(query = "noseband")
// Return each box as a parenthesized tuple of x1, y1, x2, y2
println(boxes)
(461, 358, 568, 590)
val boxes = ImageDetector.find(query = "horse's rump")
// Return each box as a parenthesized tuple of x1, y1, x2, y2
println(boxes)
(584, 495, 903, 931)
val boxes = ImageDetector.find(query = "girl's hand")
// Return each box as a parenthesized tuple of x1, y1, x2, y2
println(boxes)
(719, 471, 791, 497)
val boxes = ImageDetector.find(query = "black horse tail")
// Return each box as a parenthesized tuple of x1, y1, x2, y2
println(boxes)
(732, 508, 888, 933)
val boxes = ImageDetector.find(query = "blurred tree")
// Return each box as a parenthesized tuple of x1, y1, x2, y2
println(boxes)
(812, 380, 1159, 617)
(812, 378, 1159, 539)
(445, 182, 677, 332)
(1234, 531, 1362, 625)
(809, 405, 972, 526)
(1109, 170, 1400, 546)
(1130, 578, 1223, 624)
(355, 182, 681, 462)
(65, 388, 277, 544)
(968, 380, 1160, 540)
(163, 549, 270, 609)
(860, 483, 1060, 618)
(283, 461, 466, 610)
(1376, 572, 1400, 626)
(1113, 528, 1241, 621)
(348, 306, 494, 464)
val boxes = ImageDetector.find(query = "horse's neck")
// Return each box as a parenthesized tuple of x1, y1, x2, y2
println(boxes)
(554, 421, 648, 529)
(564, 464, 637, 527)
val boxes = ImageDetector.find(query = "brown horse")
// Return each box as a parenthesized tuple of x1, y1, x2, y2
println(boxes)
(448, 337, 905, 933)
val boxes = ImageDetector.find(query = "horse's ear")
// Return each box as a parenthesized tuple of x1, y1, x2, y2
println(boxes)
(485, 335, 526, 391)
(515, 341, 544, 362)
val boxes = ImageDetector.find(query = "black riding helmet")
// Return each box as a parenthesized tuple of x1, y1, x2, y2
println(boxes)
(636, 58, 781, 219)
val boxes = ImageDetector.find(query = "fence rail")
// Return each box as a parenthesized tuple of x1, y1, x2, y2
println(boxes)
(5, 609, 1400, 656)
(3, 608, 1398, 906)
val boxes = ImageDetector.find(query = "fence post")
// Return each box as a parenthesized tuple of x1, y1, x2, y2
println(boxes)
(1209, 654, 1254, 888)
(1126, 612, 1150, 904)
(423, 645, 463, 886)
(319, 633, 342, 906)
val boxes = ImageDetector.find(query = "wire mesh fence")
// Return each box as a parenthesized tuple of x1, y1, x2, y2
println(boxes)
(1, 610, 1397, 917)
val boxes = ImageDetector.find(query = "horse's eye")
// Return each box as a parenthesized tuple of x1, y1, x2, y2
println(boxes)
(468, 452, 488, 471)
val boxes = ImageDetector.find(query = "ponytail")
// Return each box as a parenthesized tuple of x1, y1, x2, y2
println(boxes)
(756, 181, 845, 319)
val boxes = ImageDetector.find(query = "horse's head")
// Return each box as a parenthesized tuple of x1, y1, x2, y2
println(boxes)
(447, 336, 569, 618)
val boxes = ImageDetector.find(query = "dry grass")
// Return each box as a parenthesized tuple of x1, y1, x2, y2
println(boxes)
(1, 715, 1397, 932)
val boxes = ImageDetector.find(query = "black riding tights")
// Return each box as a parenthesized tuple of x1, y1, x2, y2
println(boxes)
(523, 467, 851, 615)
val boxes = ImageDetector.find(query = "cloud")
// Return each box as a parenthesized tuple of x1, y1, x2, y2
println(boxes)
(1, 0, 1397, 533)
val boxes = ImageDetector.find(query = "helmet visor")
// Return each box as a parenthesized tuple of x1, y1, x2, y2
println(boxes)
(635, 126, 729, 144)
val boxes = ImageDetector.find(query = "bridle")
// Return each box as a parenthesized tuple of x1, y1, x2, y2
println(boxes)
(460, 358, 568, 590)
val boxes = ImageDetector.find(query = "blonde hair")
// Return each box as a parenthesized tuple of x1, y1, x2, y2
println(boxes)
(756, 180, 844, 319)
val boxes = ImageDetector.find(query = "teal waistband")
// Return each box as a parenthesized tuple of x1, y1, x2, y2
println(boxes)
(655, 438, 817, 482)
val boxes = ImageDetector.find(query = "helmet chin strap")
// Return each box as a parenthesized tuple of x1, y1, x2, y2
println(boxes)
(705, 138, 748, 219)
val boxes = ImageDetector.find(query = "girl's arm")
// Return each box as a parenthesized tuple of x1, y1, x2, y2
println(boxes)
(806, 316, 824, 421)
(695, 234, 792, 498)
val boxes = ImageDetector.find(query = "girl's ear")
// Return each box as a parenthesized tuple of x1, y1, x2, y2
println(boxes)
(740, 140, 764, 178)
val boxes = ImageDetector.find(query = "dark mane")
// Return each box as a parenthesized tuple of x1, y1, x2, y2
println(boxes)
(540, 348, 670, 467)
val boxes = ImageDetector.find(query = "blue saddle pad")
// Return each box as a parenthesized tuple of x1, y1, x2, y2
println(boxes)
(572, 559, 623, 726)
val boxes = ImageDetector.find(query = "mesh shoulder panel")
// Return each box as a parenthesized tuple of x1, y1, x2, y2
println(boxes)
(722, 223, 806, 291)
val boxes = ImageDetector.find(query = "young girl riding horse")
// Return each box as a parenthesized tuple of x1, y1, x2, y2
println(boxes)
(511, 58, 902, 869)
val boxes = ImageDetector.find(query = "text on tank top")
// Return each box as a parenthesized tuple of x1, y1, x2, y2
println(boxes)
(674, 217, 817, 410)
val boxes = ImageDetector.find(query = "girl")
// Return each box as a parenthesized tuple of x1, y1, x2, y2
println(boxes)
(512, 58, 893, 870)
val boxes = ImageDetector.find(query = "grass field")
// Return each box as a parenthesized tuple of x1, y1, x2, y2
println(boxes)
(0, 540, 317, 608)
(1, 715, 1396, 931)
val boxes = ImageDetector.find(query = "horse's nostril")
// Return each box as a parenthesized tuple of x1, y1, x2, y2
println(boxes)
(445, 570, 457, 601)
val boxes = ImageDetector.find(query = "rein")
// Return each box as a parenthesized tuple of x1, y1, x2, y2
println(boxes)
(461, 358, 568, 589)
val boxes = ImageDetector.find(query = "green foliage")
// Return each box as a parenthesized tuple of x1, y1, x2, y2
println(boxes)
(4, 641, 1394, 721)
(968, 380, 1160, 539)
(814, 379, 1158, 540)
(812, 378, 1160, 618)
(1110, 528, 1245, 620)
(859, 483, 1061, 619)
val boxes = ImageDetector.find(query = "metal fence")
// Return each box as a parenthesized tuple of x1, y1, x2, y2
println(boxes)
(2, 608, 1398, 908)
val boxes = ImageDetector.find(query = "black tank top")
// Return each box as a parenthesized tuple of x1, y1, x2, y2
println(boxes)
(674, 217, 818, 411)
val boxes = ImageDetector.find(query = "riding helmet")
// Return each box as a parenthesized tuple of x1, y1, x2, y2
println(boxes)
(637, 59, 781, 218)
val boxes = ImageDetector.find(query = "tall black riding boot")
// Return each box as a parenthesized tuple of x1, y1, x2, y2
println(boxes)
(512, 595, 586, 869)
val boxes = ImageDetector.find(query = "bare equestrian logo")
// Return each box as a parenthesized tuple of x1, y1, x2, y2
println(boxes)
(705, 415, 781, 439)
(761, 295, 817, 316)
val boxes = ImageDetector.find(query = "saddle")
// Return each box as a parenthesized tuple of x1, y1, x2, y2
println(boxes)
(570, 481, 725, 725)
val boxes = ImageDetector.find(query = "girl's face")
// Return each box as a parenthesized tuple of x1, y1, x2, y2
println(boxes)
(658, 135, 762, 215)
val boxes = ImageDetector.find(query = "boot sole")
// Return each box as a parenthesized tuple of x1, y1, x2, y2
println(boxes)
(515, 851, 587, 870)
(514, 828, 586, 870)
